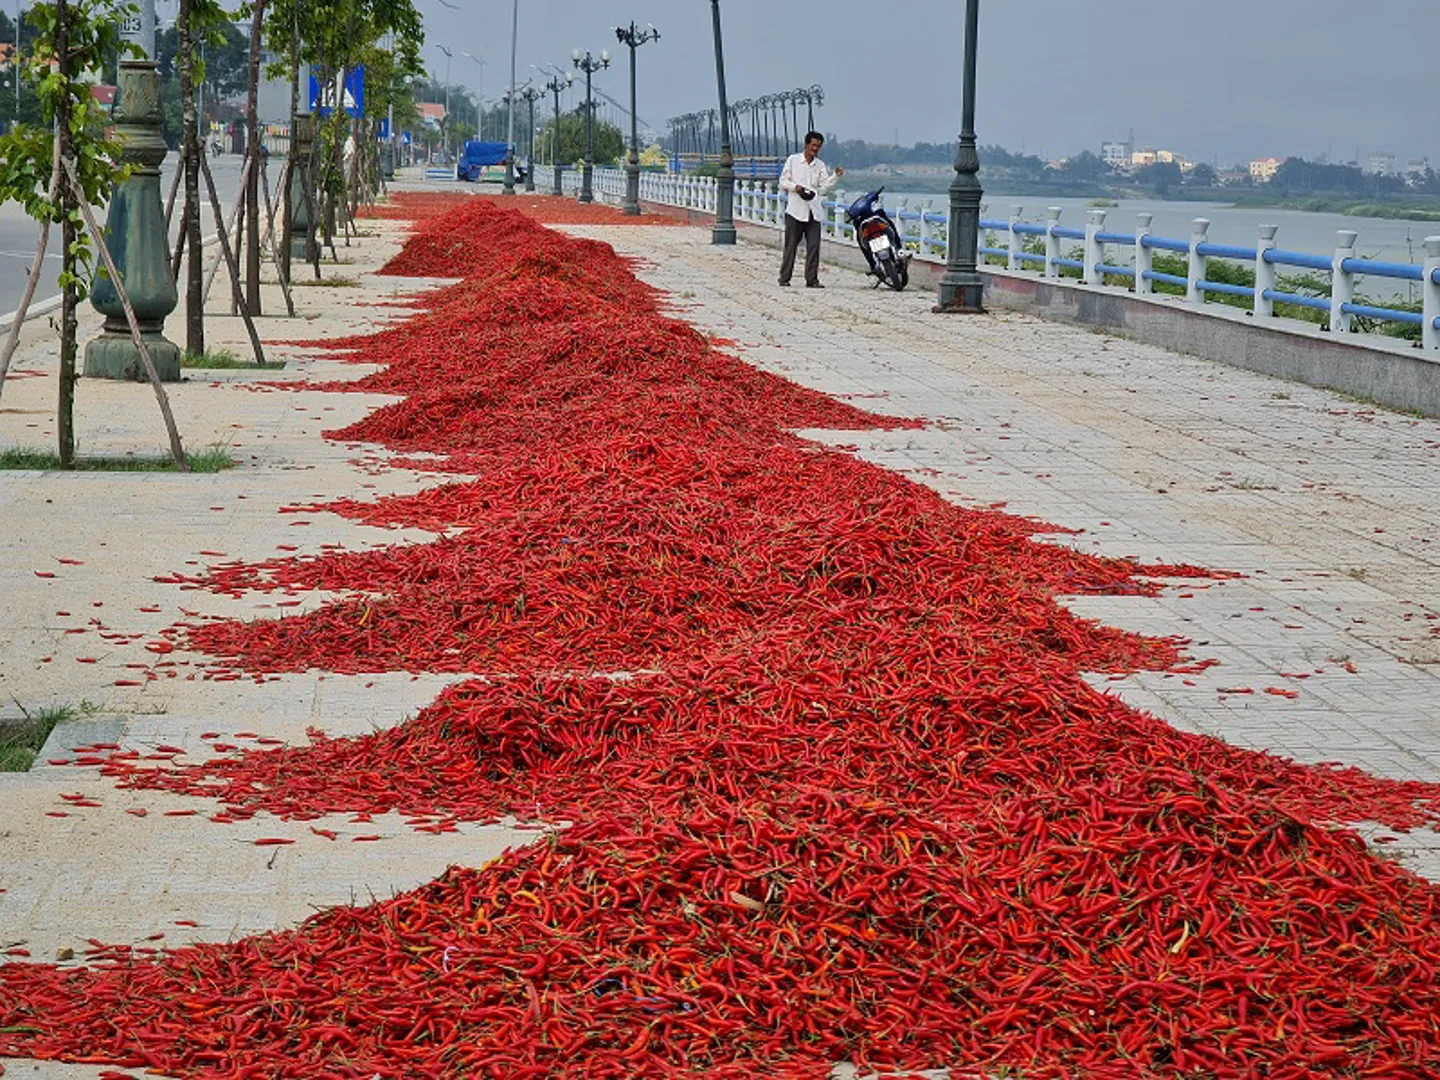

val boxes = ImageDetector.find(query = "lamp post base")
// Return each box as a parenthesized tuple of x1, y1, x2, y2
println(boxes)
(85, 59, 180, 382)
(934, 273, 986, 314)
(579, 163, 594, 204)
(84, 324, 182, 383)
(710, 223, 737, 246)
(502, 163, 515, 195)
(623, 161, 641, 216)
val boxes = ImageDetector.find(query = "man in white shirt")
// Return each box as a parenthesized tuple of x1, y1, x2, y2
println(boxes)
(778, 132, 844, 288)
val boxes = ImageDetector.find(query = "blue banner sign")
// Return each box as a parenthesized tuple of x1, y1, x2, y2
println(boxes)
(310, 66, 365, 118)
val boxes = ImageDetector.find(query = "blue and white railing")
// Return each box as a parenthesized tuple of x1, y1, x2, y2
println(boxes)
(558, 166, 1440, 353)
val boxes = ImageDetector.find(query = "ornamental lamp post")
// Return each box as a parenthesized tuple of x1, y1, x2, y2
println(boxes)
(519, 85, 541, 192)
(86, 0, 181, 382)
(935, 0, 985, 314)
(707, 0, 736, 245)
(614, 21, 659, 216)
(541, 69, 571, 196)
(571, 47, 609, 204)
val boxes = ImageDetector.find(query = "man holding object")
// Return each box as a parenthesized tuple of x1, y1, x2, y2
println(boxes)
(778, 132, 844, 288)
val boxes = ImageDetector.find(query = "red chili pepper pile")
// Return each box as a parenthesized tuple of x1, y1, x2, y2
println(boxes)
(6, 197, 1440, 1077)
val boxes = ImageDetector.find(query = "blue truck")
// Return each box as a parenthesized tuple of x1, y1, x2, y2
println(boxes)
(456, 140, 509, 182)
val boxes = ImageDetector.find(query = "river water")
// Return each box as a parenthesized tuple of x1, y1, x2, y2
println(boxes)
(893, 191, 1436, 301)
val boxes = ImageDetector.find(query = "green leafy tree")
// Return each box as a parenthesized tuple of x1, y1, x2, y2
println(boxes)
(1187, 162, 1218, 187)
(1059, 150, 1108, 183)
(156, 15, 250, 146)
(536, 109, 623, 168)
(264, 0, 423, 254)
(0, 0, 139, 465)
(1135, 160, 1183, 193)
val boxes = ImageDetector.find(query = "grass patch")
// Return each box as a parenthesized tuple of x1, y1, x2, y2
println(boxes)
(0, 443, 235, 472)
(293, 276, 360, 288)
(0, 703, 76, 771)
(182, 348, 286, 371)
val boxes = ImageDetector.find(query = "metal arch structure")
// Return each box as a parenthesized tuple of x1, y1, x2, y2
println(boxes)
(803, 85, 825, 134)
(666, 83, 822, 171)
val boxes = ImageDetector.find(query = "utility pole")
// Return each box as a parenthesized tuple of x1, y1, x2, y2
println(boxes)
(571, 47, 609, 204)
(614, 21, 659, 216)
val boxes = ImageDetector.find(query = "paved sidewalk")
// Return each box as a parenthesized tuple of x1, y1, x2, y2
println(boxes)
(569, 222, 1440, 877)
(0, 217, 537, 1078)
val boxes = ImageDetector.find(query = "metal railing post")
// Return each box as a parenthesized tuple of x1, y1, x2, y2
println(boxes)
(1423, 236, 1440, 352)
(1135, 213, 1154, 295)
(1255, 224, 1279, 318)
(1187, 218, 1210, 305)
(1007, 204, 1022, 271)
(918, 199, 932, 258)
(1083, 208, 1106, 286)
(833, 190, 846, 240)
(1044, 207, 1062, 279)
(1330, 230, 1358, 333)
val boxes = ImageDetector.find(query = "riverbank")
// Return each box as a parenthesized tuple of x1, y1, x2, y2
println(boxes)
(838, 170, 1440, 225)
(1227, 193, 1440, 222)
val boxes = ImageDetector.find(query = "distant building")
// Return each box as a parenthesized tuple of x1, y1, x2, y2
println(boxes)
(1101, 140, 1131, 169)
(1366, 152, 1396, 176)
(1249, 157, 1283, 182)
(418, 102, 446, 131)
(1219, 168, 1251, 186)
(1131, 148, 1157, 168)
(1402, 157, 1431, 178)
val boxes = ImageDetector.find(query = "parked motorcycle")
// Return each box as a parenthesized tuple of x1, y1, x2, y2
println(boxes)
(845, 188, 910, 291)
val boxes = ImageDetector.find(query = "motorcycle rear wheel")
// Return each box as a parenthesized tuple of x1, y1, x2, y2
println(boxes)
(880, 254, 908, 292)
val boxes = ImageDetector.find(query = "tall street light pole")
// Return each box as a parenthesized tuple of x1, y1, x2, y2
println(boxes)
(571, 47, 609, 205)
(542, 69, 570, 196)
(436, 45, 453, 164)
(503, 0, 518, 194)
(707, 0, 735, 245)
(461, 51, 486, 101)
(936, 0, 985, 314)
(615, 21, 659, 217)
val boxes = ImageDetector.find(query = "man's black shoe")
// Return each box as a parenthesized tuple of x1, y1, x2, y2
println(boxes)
(778, 279, 791, 287)
(805, 282, 824, 289)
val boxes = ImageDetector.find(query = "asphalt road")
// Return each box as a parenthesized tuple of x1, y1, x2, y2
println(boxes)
(0, 153, 246, 318)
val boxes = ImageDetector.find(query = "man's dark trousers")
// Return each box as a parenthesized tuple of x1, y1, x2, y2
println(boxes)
(779, 213, 822, 286)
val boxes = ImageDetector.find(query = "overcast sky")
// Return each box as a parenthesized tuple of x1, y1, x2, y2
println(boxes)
(404, 0, 1437, 166)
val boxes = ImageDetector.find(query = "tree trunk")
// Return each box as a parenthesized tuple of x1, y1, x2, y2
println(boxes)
(280, 6, 298, 286)
(243, 0, 265, 314)
(55, 0, 76, 467)
(178, 0, 203, 355)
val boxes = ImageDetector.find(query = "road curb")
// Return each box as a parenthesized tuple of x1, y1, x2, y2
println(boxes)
(1, 230, 226, 338)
